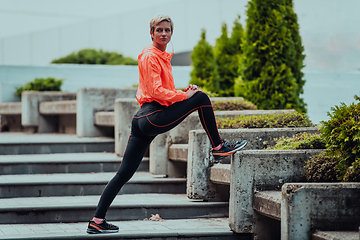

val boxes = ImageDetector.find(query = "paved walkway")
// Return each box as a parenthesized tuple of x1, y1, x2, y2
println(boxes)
(0, 218, 233, 239)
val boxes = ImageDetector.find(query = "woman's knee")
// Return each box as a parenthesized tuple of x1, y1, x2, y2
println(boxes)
(194, 91, 211, 105)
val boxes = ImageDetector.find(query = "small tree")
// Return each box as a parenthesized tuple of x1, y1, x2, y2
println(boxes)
(235, 0, 303, 112)
(190, 29, 219, 93)
(214, 23, 233, 96)
(214, 16, 244, 97)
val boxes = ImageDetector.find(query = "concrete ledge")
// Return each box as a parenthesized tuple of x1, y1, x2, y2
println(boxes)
(94, 111, 115, 127)
(282, 183, 360, 240)
(76, 88, 137, 137)
(312, 230, 359, 240)
(0, 102, 22, 114)
(253, 190, 281, 220)
(229, 149, 323, 234)
(169, 144, 188, 162)
(210, 164, 231, 185)
(39, 100, 76, 115)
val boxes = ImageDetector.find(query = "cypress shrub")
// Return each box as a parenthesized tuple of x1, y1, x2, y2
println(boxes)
(189, 29, 219, 93)
(214, 16, 244, 97)
(284, 0, 307, 113)
(235, 0, 304, 113)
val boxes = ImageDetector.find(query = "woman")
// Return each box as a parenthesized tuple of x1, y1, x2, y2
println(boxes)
(87, 14, 247, 234)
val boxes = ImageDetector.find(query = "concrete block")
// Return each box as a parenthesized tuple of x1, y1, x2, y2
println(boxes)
(169, 144, 188, 162)
(58, 114, 76, 134)
(114, 98, 140, 156)
(150, 110, 311, 177)
(1, 115, 23, 132)
(187, 127, 320, 201)
(94, 111, 115, 127)
(0, 102, 22, 114)
(210, 164, 231, 185)
(39, 100, 76, 115)
(229, 149, 323, 234)
(281, 183, 360, 240)
(21, 91, 76, 133)
(76, 87, 137, 137)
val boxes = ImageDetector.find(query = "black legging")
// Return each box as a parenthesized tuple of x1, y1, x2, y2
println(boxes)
(94, 92, 222, 219)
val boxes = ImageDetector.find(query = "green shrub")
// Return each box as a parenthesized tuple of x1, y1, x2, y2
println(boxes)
(217, 112, 313, 129)
(212, 99, 257, 111)
(343, 160, 360, 182)
(267, 132, 325, 150)
(189, 29, 220, 93)
(320, 95, 360, 180)
(235, 0, 306, 113)
(15, 77, 63, 99)
(304, 151, 340, 182)
(51, 48, 137, 65)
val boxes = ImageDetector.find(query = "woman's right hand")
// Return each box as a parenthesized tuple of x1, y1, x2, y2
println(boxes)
(186, 88, 201, 99)
(185, 84, 201, 99)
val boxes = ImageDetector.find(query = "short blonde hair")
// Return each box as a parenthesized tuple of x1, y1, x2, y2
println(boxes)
(149, 14, 174, 36)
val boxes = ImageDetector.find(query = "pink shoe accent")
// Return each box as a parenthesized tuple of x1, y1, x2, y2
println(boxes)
(92, 217, 104, 224)
(212, 143, 223, 151)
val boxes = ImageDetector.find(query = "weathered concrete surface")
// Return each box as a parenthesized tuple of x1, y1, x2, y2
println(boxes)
(281, 183, 360, 240)
(253, 191, 281, 220)
(39, 100, 76, 115)
(312, 230, 359, 240)
(151, 109, 301, 177)
(0, 102, 22, 114)
(169, 144, 188, 162)
(94, 111, 115, 127)
(229, 149, 323, 234)
(187, 128, 320, 203)
(210, 164, 231, 185)
(21, 91, 76, 132)
(76, 87, 136, 137)
(114, 98, 139, 156)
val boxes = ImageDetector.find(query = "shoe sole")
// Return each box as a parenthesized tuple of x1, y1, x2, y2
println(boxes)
(213, 140, 247, 160)
(87, 228, 119, 234)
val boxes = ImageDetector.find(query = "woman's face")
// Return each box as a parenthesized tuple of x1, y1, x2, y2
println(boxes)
(152, 21, 172, 48)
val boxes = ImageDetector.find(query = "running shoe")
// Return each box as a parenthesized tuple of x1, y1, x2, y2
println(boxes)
(212, 140, 247, 160)
(87, 219, 119, 234)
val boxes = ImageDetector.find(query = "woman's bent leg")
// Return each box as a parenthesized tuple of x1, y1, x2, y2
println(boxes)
(94, 133, 154, 219)
(145, 92, 222, 148)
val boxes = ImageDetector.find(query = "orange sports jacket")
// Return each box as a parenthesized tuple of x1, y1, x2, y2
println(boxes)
(136, 45, 187, 107)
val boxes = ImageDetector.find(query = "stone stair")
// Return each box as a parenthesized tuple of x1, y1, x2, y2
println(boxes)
(0, 133, 247, 240)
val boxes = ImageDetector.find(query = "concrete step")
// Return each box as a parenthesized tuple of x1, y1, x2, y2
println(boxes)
(0, 172, 186, 198)
(0, 133, 114, 155)
(0, 153, 149, 175)
(312, 230, 359, 240)
(0, 194, 229, 224)
(0, 218, 251, 240)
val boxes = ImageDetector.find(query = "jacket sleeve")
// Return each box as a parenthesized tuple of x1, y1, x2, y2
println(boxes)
(143, 55, 187, 103)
